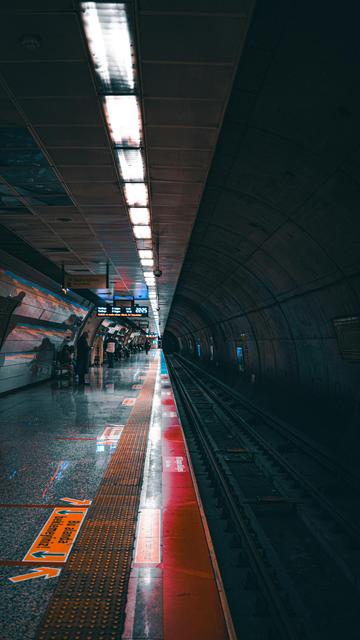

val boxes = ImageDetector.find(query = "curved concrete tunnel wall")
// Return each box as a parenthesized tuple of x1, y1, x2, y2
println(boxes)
(166, 0, 360, 417)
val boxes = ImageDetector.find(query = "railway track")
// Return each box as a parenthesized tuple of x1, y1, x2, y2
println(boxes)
(167, 354, 360, 640)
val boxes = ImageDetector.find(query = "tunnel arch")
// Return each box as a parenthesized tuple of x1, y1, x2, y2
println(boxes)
(166, 0, 360, 415)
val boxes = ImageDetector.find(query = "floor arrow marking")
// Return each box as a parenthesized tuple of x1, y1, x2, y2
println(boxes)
(23, 507, 87, 563)
(31, 551, 66, 559)
(60, 497, 92, 506)
(9, 567, 61, 583)
(57, 509, 85, 515)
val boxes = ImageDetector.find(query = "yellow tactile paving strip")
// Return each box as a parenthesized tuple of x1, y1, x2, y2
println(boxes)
(36, 356, 159, 640)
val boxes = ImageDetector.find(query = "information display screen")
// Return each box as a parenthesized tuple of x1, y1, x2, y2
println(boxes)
(97, 305, 148, 318)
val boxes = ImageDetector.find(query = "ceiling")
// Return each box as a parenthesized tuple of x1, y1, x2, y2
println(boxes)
(0, 0, 255, 332)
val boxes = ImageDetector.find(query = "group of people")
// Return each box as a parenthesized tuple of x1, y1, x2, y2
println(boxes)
(58, 332, 152, 385)
(104, 335, 151, 368)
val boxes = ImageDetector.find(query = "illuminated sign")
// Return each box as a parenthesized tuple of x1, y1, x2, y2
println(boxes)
(97, 305, 148, 318)
(65, 274, 107, 289)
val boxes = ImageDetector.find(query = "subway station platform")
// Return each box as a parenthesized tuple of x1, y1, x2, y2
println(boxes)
(0, 351, 233, 640)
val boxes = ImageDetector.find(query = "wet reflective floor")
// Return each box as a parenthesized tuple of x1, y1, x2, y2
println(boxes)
(0, 351, 230, 640)
(0, 352, 155, 640)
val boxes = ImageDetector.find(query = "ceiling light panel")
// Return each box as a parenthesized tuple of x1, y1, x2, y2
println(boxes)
(133, 225, 151, 239)
(117, 149, 145, 182)
(139, 250, 153, 259)
(104, 96, 142, 147)
(129, 207, 150, 225)
(124, 183, 148, 207)
(81, 1, 155, 306)
(81, 2, 136, 93)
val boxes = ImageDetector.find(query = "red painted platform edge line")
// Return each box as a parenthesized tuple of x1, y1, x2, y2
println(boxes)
(171, 387, 237, 640)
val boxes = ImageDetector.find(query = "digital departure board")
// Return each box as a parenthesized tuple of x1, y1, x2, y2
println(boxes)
(97, 305, 148, 318)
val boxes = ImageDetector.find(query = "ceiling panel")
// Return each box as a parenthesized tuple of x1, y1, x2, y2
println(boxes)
(142, 63, 234, 100)
(139, 2, 255, 326)
(58, 166, 118, 182)
(35, 126, 109, 148)
(140, 15, 246, 63)
(148, 148, 212, 168)
(0, 62, 95, 97)
(144, 99, 223, 127)
(18, 97, 103, 126)
(146, 126, 217, 149)
(0, 14, 85, 61)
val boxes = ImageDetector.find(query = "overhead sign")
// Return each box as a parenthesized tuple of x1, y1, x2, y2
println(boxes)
(97, 305, 148, 318)
(65, 274, 107, 289)
(23, 507, 88, 563)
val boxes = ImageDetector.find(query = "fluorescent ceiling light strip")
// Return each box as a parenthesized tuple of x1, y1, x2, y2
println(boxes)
(82, 4, 157, 318)
(118, 150, 145, 182)
(139, 250, 153, 259)
(130, 208, 150, 225)
(105, 96, 142, 147)
(125, 183, 148, 207)
(133, 224, 151, 239)
(81, 2, 135, 93)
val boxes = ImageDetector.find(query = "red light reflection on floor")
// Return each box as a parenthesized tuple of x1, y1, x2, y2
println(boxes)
(161, 390, 229, 640)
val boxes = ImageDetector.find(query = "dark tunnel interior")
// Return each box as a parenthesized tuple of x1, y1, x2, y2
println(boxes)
(162, 330, 179, 354)
(166, 1, 360, 459)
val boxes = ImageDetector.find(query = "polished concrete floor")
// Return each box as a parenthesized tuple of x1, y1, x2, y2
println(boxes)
(0, 352, 155, 640)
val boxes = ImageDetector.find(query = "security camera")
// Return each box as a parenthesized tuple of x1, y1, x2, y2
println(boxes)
(153, 268, 162, 277)
(20, 34, 42, 51)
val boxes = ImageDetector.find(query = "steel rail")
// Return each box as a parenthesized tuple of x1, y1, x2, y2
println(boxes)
(176, 355, 360, 491)
(173, 355, 360, 589)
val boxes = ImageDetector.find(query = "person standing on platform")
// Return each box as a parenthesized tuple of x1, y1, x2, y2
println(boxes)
(106, 336, 116, 368)
(144, 339, 151, 355)
(76, 330, 90, 385)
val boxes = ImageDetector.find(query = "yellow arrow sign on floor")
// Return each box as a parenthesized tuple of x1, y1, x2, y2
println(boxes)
(9, 567, 61, 583)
